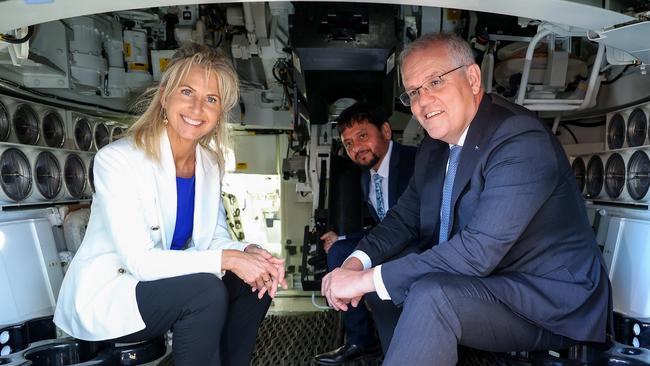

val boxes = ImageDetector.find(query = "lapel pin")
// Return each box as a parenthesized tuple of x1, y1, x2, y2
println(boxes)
(474, 145, 480, 151)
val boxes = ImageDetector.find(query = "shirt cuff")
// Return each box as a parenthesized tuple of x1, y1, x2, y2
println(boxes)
(348, 250, 372, 269)
(338, 235, 347, 241)
(373, 265, 391, 300)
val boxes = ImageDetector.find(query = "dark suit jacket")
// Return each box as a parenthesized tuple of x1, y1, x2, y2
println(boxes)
(356, 94, 610, 342)
(345, 142, 417, 242)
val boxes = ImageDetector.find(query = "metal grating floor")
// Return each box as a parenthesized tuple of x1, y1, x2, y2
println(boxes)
(157, 309, 527, 365)
(251, 311, 383, 366)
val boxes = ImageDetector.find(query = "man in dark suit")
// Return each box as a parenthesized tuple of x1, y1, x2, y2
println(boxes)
(314, 102, 417, 365)
(321, 32, 611, 366)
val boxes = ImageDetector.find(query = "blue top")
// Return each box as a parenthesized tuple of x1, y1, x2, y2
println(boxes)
(170, 176, 195, 250)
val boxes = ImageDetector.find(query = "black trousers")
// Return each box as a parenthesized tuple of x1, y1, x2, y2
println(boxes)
(111, 272, 271, 366)
(378, 272, 576, 366)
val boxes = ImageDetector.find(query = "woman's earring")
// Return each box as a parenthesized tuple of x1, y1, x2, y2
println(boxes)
(162, 109, 169, 125)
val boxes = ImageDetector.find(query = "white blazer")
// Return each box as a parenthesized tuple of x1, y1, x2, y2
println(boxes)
(54, 130, 248, 341)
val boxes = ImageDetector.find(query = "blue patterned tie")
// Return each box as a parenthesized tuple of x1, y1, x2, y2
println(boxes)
(373, 173, 386, 221)
(439, 145, 462, 243)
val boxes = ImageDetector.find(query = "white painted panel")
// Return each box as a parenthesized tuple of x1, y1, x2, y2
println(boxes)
(31, 219, 63, 304)
(603, 216, 622, 272)
(0, 218, 62, 325)
(231, 133, 279, 175)
(609, 218, 650, 318)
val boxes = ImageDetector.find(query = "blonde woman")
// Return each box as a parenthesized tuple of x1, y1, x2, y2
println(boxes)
(54, 44, 286, 366)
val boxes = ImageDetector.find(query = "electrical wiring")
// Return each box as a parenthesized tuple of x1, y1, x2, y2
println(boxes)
(560, 124, 579, 144)
(272, 59, 292, 87)
(602, 65, 632, 85)
(0, 25, 35, 44)
(563, 118, 606, 127)
(0, 77, 129, 115)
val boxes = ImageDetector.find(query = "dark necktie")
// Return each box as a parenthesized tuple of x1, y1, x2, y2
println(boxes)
(439, 145, 462, 243)
(373, 173, 385, 221)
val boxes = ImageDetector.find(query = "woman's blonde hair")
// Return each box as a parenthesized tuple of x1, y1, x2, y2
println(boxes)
(126, 43, 239, 170)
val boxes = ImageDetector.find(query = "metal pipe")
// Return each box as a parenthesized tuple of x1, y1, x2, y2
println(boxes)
(577, 42, 605, 111)
(516, 28, 552, 105)
(311, 291, 331, 310)
(523, 99, 583, 104)
(482, 47, 494, 94)
(551, 115, 562, 134)
(243, 2, 254, 33)
(521, 104, 585, 111)
(243, 2, 256, 45)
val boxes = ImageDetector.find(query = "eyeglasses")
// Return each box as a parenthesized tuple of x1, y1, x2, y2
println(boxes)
(399, 65, 466, 106)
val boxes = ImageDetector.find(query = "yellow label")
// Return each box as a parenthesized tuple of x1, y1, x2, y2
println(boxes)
(236, 162, 248, 170)
(123, 43, 132, 57)
(446, 9, 462, 20)
(159, 58, 171, 73)
(128, 63, 149, 71)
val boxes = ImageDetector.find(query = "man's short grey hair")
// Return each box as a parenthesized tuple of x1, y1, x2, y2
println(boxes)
(399, 32, 476, 68)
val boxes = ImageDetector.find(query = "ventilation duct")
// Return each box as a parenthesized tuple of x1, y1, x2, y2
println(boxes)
(87, 156, 95, 193)
(34, 151, 62, 200)
(93, 122, 109, 150)
(74, 118, 92, 151)
(627, 108, 647, 148)
(64, 154, 86, 199)
(572, 157, 586, 194)
(110, 126, 125, 142)
(627, 150, 650, 201)
(0, 101, 9, 142)
(605, 153, 625, 199)
(586, 155, 604, 198)
(0, 147, 32, 202)
(42, 111, 65, 148)
(13, 104, 40, 145)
